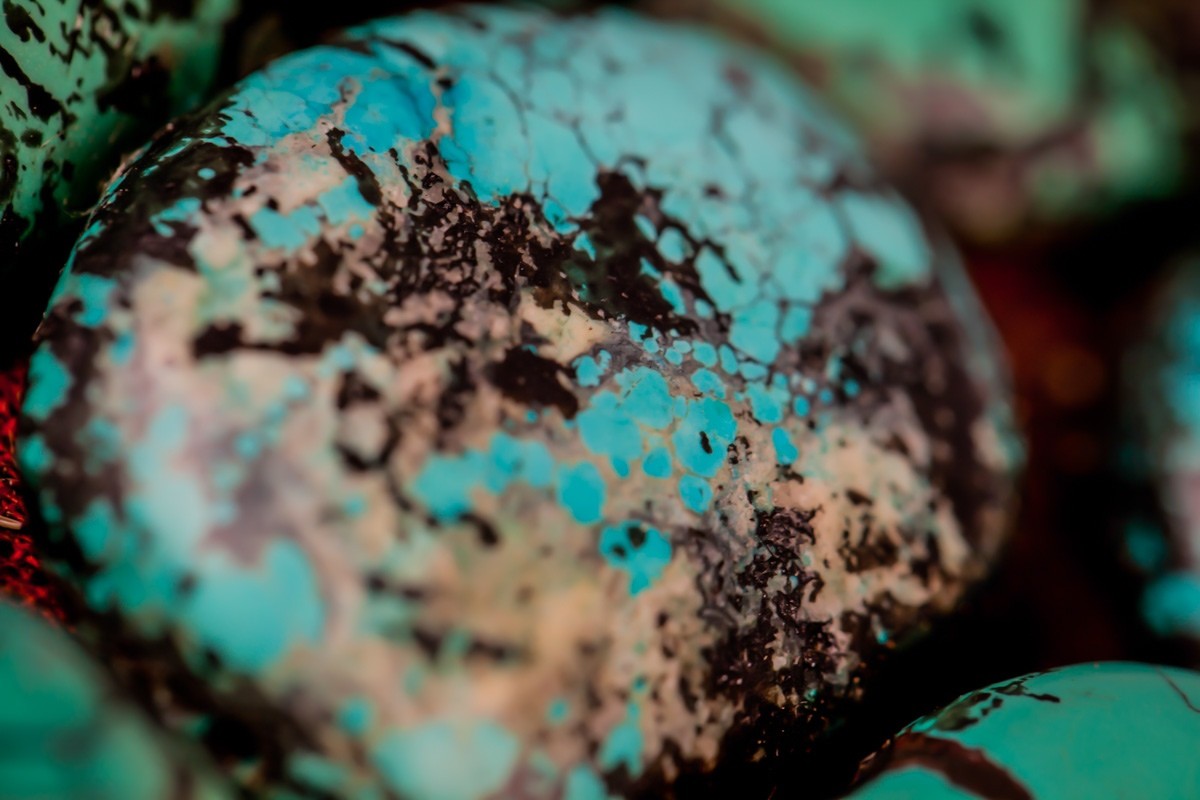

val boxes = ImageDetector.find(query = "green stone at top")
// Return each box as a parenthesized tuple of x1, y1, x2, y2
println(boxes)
(0, 0, 238, 267)
(677, 0, 1184, 240)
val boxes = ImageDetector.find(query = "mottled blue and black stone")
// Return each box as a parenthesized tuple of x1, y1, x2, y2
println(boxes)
(20, 6, 1023, 798)
(1, 1, 239, 280)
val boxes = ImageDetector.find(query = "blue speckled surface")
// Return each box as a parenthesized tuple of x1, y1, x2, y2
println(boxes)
(849, 663, 1200, 799)
(21, 6, 1022, 796)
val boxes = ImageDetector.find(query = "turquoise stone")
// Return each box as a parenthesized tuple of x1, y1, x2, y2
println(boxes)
(21, 6, 1021, 796)
(0, 601, 232, 800)
(0, 0, 240, 266)
(850, 663, 1200, 799)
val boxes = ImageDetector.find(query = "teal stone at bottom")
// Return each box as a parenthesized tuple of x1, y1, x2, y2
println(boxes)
(0, 601, 232, 800)
(849, 663, 1200, 799)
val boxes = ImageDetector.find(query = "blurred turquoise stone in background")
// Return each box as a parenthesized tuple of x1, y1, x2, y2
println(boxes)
(645, 0, 1184, 244)
(1121, 264, 1200, 661)
(0, 601, 232, 800)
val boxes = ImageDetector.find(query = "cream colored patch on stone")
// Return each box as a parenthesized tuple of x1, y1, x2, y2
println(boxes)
(784, 416, 966, 631)
(519, 293, 611, 363)
(337, 404, 390, 462)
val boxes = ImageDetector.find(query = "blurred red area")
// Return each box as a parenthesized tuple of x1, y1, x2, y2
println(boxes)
(0, 363, 25, 530)
(0, 359, 64, 622)
(969, 255, 1127, 663)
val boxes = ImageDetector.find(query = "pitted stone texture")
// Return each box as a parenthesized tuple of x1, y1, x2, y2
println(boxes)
(23, 7, 1022, 797)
